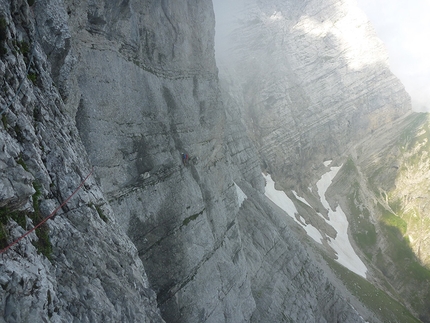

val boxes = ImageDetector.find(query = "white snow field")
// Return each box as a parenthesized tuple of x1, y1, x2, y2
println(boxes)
(323, 160, 333, 167)
(293, 190, 312, 208)
(263, 174, 324, 244)
(316, 165, 368, 278)
(234, 182, 247, 207)
(263, 167, 367, 278)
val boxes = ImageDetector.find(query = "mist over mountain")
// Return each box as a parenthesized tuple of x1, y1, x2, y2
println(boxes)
(356, 0, 430, 112)
(0, 0, 428, 322)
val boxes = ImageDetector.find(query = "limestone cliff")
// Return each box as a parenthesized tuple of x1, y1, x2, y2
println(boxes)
(215, 0, 429, 321)
(0, 1, 163, 322)
(0, 0, 419, 323)
(65, 0, 369, 321)
(342, 113, 430, 321)
(215, 0, 411, 189)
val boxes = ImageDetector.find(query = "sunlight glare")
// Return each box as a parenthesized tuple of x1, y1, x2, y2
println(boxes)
(292, 4, 388, 71)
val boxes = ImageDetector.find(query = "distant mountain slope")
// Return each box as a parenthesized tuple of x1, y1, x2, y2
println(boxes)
(215, 0, 411, 189)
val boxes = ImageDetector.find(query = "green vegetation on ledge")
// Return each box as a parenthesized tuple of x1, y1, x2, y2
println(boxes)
(363, 113, 430, 320)
(182, 209, 205, 226)
(0, 15, 7, 57)
(0, 180, 52, 260)
(95, 205, 108, 223)
(325, 256, 421, 323)
(348, 188, 376, 260)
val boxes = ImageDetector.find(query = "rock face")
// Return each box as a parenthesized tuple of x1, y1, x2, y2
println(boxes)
(216, 0, 430, 320)
(215, 0, 411, 189)
(0, 1, 163, 322)
(345, 112, 430, 321)
(0, 0, 416, 323)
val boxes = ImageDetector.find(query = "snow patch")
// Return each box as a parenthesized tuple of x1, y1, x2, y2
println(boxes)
(316, 165, 368, 278)
(293, 190, 312, 208)
(316, 165, 342, 210)
(234, 182, 247, 207)
(263, 174, 298, 216)
(323, 160, 332, 167)
(302, 223, 325, 244)
(263, 166, 368, 279)
(263, 174, 324, 244)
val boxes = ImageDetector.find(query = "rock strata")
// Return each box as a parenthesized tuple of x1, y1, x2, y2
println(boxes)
(0, 1, 163, 322)
(215, 0, 411, 189)
(0, 0, 413, 322)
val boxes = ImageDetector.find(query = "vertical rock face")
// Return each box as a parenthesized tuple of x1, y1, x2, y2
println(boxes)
(217, 0, 429, 321)
(215, 0, 411, 189)
(0, 0, 413, 322)
(66, 1, 260, 321)
(63, 0, 371, 322)
(0, 1, 164, 322)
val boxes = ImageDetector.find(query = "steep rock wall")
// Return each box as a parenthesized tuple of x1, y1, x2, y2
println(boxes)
(0, 0, 390, 322)
(348, 113, 430, 321)
(215, 0, 411, 189)
(0, 1, 163, 322)
(65, 1, 256, 321)
(214, 0, 430, 321)
(62, 0, 373, 322)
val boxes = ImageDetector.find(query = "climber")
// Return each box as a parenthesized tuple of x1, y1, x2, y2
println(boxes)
(182, 153, 189, 166)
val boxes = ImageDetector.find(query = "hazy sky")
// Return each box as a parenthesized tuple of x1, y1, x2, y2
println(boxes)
(213, 0, 430, 111)
(356, 0, 430, 111)
(213, 0, 244, 60)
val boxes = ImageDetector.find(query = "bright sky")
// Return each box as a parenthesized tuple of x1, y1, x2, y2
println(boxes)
(356, 0, 430, 111)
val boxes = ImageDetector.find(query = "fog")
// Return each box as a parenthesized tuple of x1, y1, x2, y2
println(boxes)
(212, 0, 244, 61)
(356, 0, 430, 111)
(213, 0, 430, 112)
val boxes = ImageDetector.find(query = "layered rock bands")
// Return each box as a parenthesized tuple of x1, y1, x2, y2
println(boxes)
(0, 0, 412, 322)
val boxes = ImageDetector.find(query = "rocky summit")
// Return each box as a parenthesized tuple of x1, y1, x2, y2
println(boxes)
(0, 0, 427, 323)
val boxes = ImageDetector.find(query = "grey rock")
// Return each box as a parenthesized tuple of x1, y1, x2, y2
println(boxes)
(0, 0, 412, 322)
(66, 0, 373, 321)
(0, 1, 164, 322)
(215, 0, 411, 190)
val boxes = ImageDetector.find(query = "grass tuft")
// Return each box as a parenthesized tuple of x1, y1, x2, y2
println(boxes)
(27, 72, 37, 84)
(0, 180, 52, 259)
(325, 256, 421, 323)
(95, 205, 108, 223)
(0, 16, 7, 57)
(182, 209, 205, 227)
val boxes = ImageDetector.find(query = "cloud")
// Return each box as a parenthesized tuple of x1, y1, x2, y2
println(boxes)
(213, 0, 430, 111)
(356, 0, 430, 111)
(213, 0, 245, 60)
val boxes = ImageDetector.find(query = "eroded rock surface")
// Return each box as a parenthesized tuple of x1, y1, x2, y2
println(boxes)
(0, 0, 414, 322)
(0, 1, 163, 322)
(215, 0, 411, 189)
